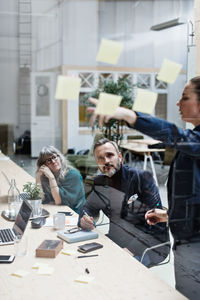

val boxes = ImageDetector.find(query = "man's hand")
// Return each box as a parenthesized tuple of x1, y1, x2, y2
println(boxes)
(145, 208, 168, 225)
(80, 215, 95, 231)
(87, 97, 137, 127)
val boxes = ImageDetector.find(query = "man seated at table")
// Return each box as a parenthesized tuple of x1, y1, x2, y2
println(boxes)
(79, 138, 162, 230)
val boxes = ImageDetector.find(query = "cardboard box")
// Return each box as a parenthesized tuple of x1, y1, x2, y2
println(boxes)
(36, 240, 63, 258)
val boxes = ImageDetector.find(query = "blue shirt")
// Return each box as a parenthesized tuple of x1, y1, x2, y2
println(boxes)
(133, 112, 200, 237)
(42, 168, 85, 214)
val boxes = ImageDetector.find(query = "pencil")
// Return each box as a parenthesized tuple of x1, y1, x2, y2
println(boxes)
(77, 254, 99, 258)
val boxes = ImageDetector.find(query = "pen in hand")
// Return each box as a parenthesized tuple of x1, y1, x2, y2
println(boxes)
(83, 210, 96, 227)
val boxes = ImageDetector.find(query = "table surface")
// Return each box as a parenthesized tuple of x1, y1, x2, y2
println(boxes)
(0, 153, 186, 300)
(120, 139, 165, 153)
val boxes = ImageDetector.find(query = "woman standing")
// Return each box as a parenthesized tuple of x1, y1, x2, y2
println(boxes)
(36, 146, 85, 214)
(88, 76, 200, 300)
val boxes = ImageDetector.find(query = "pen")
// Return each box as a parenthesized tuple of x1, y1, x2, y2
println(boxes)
(83, 210, 96, 227)
(77, 254, 99, 258)
(149, 203, 160, 213)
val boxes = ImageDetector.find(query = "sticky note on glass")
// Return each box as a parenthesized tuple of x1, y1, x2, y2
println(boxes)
(74, 275, 95, 284)
(55, 75, 81, 100)
(95, 93, 122, 116)
(133, 88, 158, 114)
(96, 39, 123, 65)
(157, 59, 182, 84)
(11, 270, 29, 278)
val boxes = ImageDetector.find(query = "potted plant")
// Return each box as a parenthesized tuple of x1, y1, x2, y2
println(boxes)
(23, 182, 42, 218)
(82, 77, 135, 143)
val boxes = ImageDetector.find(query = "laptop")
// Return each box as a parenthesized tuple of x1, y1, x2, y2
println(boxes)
(0, 200, 32, 245)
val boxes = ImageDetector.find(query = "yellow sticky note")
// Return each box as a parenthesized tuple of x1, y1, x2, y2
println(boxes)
(32, 263, 49, 269)
(96, 39, 123, 65)
(95, 92, 122, 116)
(55, 75, 81, 100)
(157, 59, 182, 84)
(38, 266, 54, 275)
(61, 249, 77, 256)
(11, 270, 29, 278)
(74, 275, 95, 284)
(133, 88, 158, 114)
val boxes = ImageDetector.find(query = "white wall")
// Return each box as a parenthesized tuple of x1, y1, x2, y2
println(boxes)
(62, 0, 99, 66)
(32, 0, 62, 71)
(98, 0, 194, 69)
(0, 1, 18, 126)
(0, 0, 195, 151)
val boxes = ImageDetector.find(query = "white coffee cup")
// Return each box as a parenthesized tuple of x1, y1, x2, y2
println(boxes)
(53, 213, 65, 230)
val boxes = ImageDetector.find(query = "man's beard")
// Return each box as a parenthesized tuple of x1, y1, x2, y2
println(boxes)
(101, 159, 121, 177)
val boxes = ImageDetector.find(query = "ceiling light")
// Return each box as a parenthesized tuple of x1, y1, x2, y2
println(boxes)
(150, 17, 186, 31)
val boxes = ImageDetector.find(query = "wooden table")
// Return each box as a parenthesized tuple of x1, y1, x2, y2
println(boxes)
(120, 139, 165, 186)
(0, 154, 186, 300)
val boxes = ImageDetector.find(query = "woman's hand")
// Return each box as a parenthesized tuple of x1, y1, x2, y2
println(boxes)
(88, 97, 137, 127)
(145, 208, 168, 225)
(38, 165, 54, 180)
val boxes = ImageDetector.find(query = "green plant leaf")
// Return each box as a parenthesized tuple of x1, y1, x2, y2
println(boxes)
(23, 182, 42, 200)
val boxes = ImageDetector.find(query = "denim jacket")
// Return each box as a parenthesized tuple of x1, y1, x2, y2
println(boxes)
(133, 112, 200, 238)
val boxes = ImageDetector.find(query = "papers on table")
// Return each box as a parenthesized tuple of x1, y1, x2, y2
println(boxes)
(61, 249, 77, 256)
(44, 216, 78, 227)
(133, 88, 158, 114)
(55, 75, 81, 100)
(32, 263, 49, 269)
(157, 58, 182, 84)
(38, 266, 54, 275)
(11, 270, 29, 278)
(33, 263, 54, 275)
(0, 156, 9, 161)
(74, 275, 95, 284)
(65, 216, 79, 226)
(95, 92, 122, 116)
(96, 38, 123, 65)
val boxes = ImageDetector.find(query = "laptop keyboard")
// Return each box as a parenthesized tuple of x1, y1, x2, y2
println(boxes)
(0, 229, 15, 243)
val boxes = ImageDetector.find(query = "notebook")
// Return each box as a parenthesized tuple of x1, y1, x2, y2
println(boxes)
(0, 200, 32, 245)
(57, 229, 98, 243)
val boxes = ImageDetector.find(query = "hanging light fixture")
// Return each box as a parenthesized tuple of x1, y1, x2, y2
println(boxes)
(150, 17, 186, 31)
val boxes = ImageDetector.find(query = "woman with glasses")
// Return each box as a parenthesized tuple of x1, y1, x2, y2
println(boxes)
(36, 146, 85, 214)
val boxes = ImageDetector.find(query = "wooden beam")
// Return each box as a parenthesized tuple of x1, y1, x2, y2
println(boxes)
(61, 65, 68, 154)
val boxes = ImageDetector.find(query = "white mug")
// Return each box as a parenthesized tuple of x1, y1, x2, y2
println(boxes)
(53, 213, 65, 230)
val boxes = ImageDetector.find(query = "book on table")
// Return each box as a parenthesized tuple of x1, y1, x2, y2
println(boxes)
(57, 229, 98, 243)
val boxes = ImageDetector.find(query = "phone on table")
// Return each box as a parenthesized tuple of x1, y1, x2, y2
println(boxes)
(0, 255, 15, 264)
(78, 242, 103, 253)
(57, 211, 73, 216)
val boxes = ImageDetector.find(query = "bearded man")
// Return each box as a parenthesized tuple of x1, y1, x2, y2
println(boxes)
(79, 138, 162, 231)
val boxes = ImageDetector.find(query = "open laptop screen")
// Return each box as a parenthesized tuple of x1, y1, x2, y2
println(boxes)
(13, 200, 32, 238)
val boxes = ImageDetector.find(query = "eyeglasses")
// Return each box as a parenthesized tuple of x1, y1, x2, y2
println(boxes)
(44, 154, 59, 165)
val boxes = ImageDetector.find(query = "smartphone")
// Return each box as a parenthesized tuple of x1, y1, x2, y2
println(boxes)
(67, 227, 80, 234)
(78, 242, 103, 253)
(0, 255, 15, 264)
